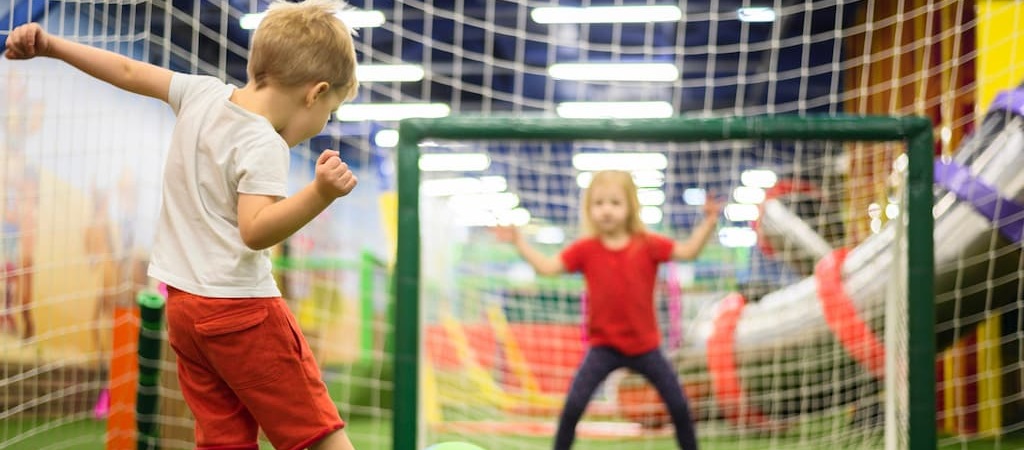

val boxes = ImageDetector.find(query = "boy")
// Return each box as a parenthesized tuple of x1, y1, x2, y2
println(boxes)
(6, 1, 361, 448)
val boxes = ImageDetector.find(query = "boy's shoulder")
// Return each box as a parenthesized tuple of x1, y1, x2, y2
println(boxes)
(169, 73, 232, 111)
(172, 73, 230, 95)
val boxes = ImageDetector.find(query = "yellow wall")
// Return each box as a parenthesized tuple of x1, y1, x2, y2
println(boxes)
(975, 0, 1013, 435)
(978, 1, 1024, 113)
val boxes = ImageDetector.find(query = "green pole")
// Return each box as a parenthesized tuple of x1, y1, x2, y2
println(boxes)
(399, 115, 924, 143)
(393, 124, 422, 450)
(906, 123, 937, 450)
(136, 289, 166, 450)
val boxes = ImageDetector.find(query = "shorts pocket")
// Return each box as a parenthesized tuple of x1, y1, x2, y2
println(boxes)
(195, 306, 282, 389)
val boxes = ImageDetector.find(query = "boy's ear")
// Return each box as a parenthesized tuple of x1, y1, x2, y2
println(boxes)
(306, 81, 331, 106)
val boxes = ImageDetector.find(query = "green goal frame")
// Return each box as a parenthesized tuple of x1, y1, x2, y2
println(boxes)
(392, 116, 935, 450)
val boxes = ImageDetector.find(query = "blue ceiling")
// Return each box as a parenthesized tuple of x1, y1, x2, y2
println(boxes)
(4, 0, 860, 120)
(139, 0, 859, 114)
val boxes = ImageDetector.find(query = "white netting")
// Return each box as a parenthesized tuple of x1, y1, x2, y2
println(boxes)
(415, 135, 907, 450)
(0, 1, 392, 449)
(2, 0, 1023, 449)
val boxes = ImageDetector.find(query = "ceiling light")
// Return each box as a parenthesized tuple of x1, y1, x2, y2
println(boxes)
(240, 10, 385, 30)
(336, 103, 450, 122)
(374, 129, 400, 148)
(447, 192, 520, 211)
(631, 170, 665, 188)
(556, 101, 674, 119)
(356, 64, 425, 82)
(724, 204, 761, 222)
(573, 153, 668, 172)
(422, 176, 507, 196)
(885, 203, 900, 219)
(531, 5, 682, 24)
(501, 208, 532, 227)
(718, 227, 758, 248)
(732, 186, 766, 204)
(576, 172, 593, 188)
(640, 206, 663, 224)
(419, 153, 491, 172)
(453, 207, 530, 227)
(737, 7, 776, 23)
(638, 189, 666, 206)
(549, 63, 679, 82)
(740, 169, 778, 188)
(683, 188, 706, 206)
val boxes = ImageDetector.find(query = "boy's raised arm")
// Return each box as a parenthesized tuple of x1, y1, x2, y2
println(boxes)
(5, 23, 173, 103)
(237, 150, 359, 251)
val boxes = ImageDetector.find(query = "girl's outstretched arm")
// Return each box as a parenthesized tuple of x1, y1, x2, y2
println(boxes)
(672, 193, 723, 260)
(492, 226, 565, 276)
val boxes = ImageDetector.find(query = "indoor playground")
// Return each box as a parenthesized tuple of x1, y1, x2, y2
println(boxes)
(1, 1, 1024, 450)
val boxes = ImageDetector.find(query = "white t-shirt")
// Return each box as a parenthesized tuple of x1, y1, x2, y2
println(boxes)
(147, 74, 290, 298)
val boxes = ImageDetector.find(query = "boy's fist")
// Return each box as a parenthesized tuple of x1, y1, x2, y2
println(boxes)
(5, 23, 50, 60)
(314, 150, 357, 199)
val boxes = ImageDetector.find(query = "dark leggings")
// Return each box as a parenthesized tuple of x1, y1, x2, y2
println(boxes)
(553, 346, 699, 450)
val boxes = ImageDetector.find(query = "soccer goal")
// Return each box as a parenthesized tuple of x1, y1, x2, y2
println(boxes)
(393, 115, 935, 450)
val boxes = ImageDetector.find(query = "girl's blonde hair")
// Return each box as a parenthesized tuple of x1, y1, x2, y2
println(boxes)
(581, 170, 647, 236)
(248, 0, 359, 100)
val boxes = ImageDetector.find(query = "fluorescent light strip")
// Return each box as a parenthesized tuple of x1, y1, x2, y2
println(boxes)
(453, 207, 530, 227)
(740, 169, 778, 188)
(336, 103, 450, 122)
(356, 64, 425, 82)
(737, 7, 776, 23)
(638, 189, 666, 206)
(374, 129, 400, 148)
(683, 188, 706, 206)
(422, 176, 507, 197)
(718, 227, 758, 248)
(531, 5, 682, 24)
(419, 153, 491, 172)
(447, 192, 520, 211)
(556, 101, 674, 119)
(573, 153, 668, 172)
(549, 63, 679, 82)
(632, 170, 666, 188)
(240, 10, 385, 30)
(724, 203, 761, 222)
(732, 186, 766, 204)
(640, 206, 663, 224)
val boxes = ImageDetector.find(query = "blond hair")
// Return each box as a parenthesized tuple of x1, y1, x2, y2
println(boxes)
(249, 0, 359, 100)
(580, 170, 647, 236)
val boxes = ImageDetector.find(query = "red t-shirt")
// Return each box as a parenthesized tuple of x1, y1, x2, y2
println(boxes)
(560, 233, 674, 355)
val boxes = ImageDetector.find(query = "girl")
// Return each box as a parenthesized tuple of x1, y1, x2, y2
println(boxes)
(493, 170, 721, 450)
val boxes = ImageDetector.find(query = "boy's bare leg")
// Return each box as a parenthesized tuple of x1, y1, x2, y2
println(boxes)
(309, 429, 355, 450)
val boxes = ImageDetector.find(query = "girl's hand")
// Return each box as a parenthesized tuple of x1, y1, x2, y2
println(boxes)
(703, 190, 723, 219)
(5, 23, 51, 60)
(490, 225, 521, 244)
(313, 150, 358, 199)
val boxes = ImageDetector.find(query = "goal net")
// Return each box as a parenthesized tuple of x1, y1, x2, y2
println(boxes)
(2, 1, 1023, 450)
(394, 116, 937, 450)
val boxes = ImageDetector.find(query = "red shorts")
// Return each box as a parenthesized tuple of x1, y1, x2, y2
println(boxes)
(165, 287, 344, 450)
